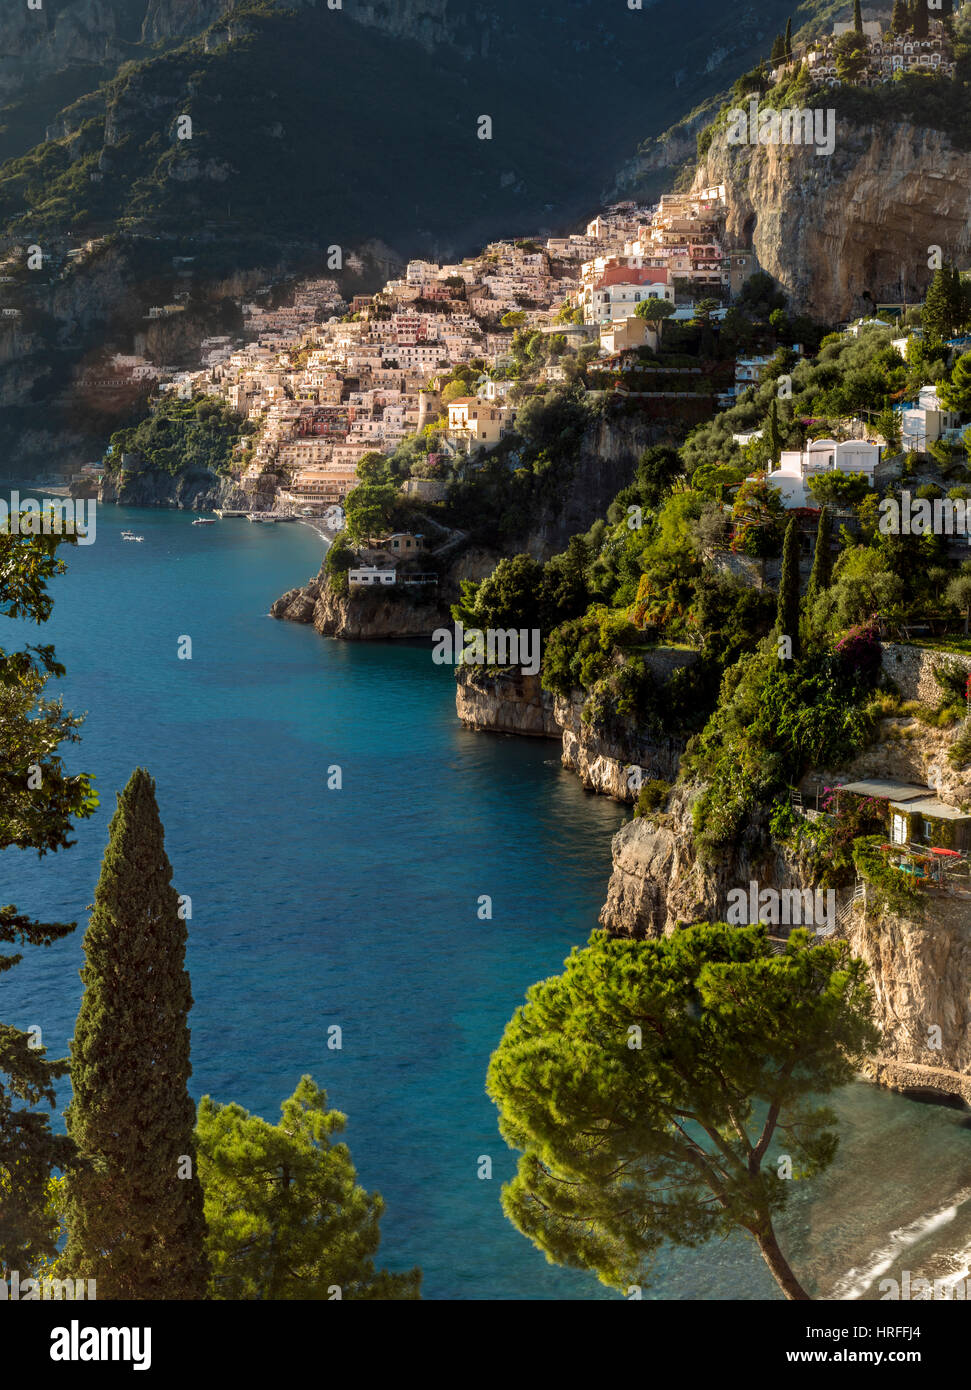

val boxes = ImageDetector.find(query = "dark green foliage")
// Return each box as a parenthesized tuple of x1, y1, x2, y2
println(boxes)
(324, 532, 355, 597)
(107, 395, 244, 479)
(923, 265, 968, 345)
(487, 925, 879, 1300)
(693, 571, 777, 667)
(635, 780, 670, 816)
(1, 525, 97, 1276)
(776, 519, 802, 660)
(687, 649, 875, 852)
(62, 769, 209, 1300)
(197, 1076, 421, 1301)
(805, 507, 832, 604)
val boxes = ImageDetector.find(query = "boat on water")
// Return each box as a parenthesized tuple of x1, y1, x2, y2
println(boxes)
(192, 517, 216, 526)
(121, 531, 144, 542)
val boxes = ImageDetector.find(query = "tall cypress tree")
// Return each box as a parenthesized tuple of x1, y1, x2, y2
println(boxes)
(912, 0, 928, 38)
(784, 17, 793, 59)
(62, 769, 209, 1299)
(806, 506, 832, 604)
(767, 397, 784, 463)
(776, 518, 801, 659)
(854, 0, 864, 35)
(889, 0, 908, 34)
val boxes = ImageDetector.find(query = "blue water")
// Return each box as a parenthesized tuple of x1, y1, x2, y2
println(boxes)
(3, 502, 970, 1300)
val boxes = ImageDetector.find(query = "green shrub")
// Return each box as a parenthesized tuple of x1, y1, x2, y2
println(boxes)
(635, 780, 669, 817)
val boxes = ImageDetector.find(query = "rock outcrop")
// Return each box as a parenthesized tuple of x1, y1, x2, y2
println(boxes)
(696, 120, 971, 322)
(455, 670, 559, 739)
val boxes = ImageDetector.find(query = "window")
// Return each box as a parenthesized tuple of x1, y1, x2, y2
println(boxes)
(922, 819, 936, 843)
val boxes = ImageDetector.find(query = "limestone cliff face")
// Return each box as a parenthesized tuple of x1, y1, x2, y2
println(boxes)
(271, 571, 449, 640)
(455, 670, 559, 739)
(98, 467, 243, 509)
(555, 692, 684, 802)
(845, 897, 971, 1103)
(696, 122, 971, 322)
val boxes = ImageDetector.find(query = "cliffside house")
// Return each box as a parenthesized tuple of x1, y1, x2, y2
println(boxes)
(762, 438, 882, 508)
(348, 566, 397, 588)
(835, 779, 971, 857)
(897, 385, 963, 452)
(446, 399, 511, 452)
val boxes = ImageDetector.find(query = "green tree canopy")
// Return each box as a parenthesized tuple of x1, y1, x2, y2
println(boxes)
(806, 471, 872, 509)
(1, 522, 97, 1277)
(197, 1076, 421, 1300)
(343, 483, 398, 544)
(62, 768, 209, 1299)
(487, 925, 879, 1300)
(939, 351, 971, 414)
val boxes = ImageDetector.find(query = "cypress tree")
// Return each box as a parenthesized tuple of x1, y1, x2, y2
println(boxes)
(923, 263, 955, 344)
(854, 0, 864, 35)
(62, 769, 209, 1299)
(767, 397, 784, 462)
(889, 0, 908, 34)
(770, 33, 787, 64)
(913, 0, 928, 38)
(806, 506, 832, 604)
(776, 518, 801, 659)
(784, 17, 793, 59)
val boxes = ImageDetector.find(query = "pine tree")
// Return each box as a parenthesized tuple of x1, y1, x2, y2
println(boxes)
(62, 769, 209, 1299)
(854, 0, 864, 35)
(806, 507, 833, 604)
(939, 352, 971, 413)
(784, 17, 793, 59)
(0, 524, 96, 1277)
(923, 263, 957, 343)
(197, 1077, 422, 1300)
(777, 518, 801, 659)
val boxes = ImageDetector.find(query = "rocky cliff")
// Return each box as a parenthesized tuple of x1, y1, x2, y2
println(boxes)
(695, 119, 971, 323)
(597, 715, 971, 1104)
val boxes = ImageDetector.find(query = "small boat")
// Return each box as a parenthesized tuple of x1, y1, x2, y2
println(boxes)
(192, 517, 216, 526)
(122, 532, 144, 542)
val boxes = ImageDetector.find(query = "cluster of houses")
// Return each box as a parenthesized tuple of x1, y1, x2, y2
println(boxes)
(791, 17, 957, 87)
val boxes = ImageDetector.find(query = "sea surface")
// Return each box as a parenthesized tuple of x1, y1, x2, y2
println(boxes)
(2, 500, 969, 1300)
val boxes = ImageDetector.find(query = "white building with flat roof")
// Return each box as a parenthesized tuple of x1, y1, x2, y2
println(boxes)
(764, 438, 883, 507)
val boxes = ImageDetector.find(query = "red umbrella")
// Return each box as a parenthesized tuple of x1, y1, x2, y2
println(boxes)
(930, 848, 961, 857)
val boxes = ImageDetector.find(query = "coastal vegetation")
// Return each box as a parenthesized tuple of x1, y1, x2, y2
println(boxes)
(487, 924, 879, 1301)
(0, 517, 96, 1276)
(105, 395, 248, 479)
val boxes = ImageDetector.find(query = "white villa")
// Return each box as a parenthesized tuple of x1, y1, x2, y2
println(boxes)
(899, 385, 962, 452)
(349, 566, 397, 588)
(763, 438, 883, 507)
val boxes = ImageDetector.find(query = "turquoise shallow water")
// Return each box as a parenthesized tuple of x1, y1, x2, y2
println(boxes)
(2, 501, 969, 1300)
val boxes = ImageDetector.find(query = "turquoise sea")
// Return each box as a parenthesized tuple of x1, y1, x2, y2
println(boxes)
(2, 501, 969, 1300)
